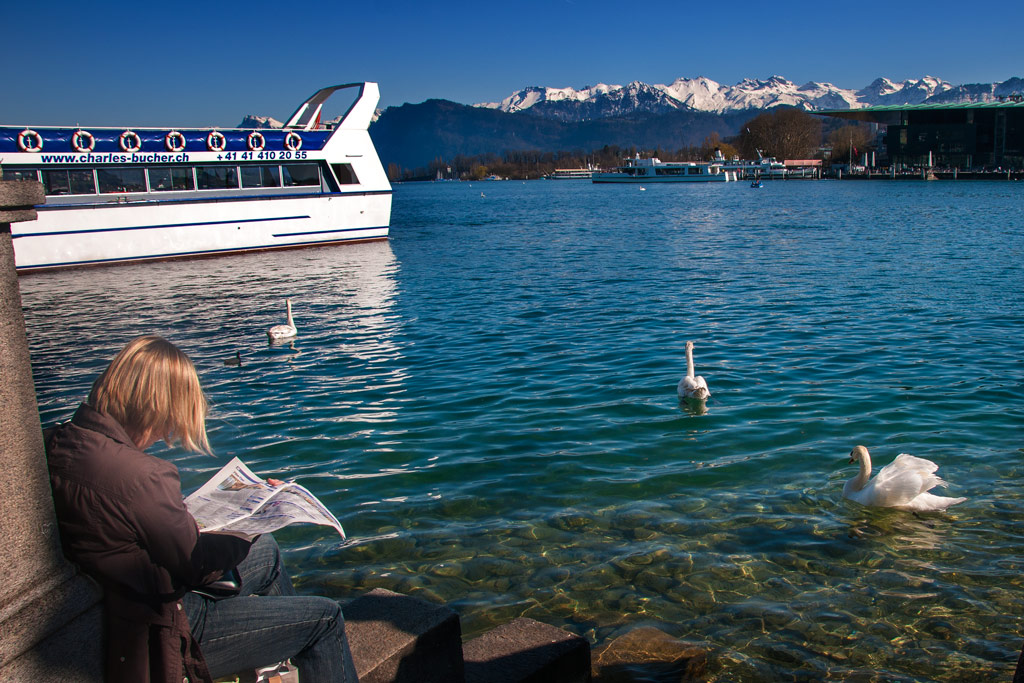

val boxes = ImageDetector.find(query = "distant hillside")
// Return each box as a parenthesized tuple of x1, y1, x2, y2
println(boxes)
(369, 99, 750, 171)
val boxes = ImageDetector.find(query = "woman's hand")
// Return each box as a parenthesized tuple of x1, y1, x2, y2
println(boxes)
(267, 478, 285, 487)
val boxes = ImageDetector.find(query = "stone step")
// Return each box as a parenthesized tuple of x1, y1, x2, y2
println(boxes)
(344, 588, 465, 683)
(462, 617, 591, 683)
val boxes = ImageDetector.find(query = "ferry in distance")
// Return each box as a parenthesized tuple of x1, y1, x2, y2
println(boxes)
(713, 149, 787, 179)
(592, 155, 736, 183)
(547, 168, 593, 179)
(0, 82, 392, 272)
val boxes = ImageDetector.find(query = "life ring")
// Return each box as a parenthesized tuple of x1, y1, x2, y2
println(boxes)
(165, 131, 186, 152)
(119, 130, 142, 153)
(246, 131, 265, 151)
(71, 129, 95, 153)
(284, 132, 302, 151)
(206, 131, 227, 152)
(17, 129, 43, 153)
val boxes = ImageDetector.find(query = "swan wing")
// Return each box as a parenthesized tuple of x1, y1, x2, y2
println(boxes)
(678, 375, 710, 399)
(902, 492, 967, 512)
(864, 454, 951, 506)
(268, 324, 297, 339)
(875, 454, 943, 489)
(885, 454, 939, 475)
(868, 470, 930, 506)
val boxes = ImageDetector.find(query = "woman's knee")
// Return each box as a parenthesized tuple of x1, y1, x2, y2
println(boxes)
(237, 534, 291, 595)
(313, 596, 344, 628)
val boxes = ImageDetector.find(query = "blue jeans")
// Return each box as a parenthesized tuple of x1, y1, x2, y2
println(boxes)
(183, 535, 358, 682)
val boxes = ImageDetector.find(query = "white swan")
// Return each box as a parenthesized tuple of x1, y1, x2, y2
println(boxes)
(268, 298, 297, 341)
(677, 341, 710, 401)
(843, 445, 966, 511)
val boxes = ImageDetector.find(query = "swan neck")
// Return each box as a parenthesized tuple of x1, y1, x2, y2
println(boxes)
(851, 453, 871, 490)
(286, 301, 294, 326)
(686, 346, 695, 378)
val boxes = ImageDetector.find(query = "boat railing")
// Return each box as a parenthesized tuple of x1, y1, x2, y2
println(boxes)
(284, 83, 378, 132)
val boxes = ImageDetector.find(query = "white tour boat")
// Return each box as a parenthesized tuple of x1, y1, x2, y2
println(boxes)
(592, 155, 736, 183)
(547, 168, 593, 179)
(1, 82, 392, 271)
(713, 149, 788, 179)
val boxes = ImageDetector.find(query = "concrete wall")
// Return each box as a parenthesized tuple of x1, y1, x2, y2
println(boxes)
(0, 180, 103, 681)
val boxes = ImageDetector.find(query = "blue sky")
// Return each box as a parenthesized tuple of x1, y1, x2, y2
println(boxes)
(3, 0, 1022, 127)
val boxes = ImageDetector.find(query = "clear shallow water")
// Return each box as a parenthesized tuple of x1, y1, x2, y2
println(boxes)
(21, 179, 1024, 681)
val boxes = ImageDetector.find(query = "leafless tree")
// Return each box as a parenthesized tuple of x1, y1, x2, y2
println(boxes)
(738, 108, 822, 160)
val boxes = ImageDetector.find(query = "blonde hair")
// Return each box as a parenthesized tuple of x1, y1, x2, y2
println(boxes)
(88, 335, 211, 454)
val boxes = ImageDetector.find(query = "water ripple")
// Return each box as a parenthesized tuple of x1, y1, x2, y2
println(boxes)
(20, 179, 1024, 681)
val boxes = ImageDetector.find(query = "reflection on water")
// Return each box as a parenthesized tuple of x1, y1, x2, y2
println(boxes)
(845, 507, 952, 552)
(22, 240, 405, 466)
(20, 180, 1024, 681)
(679, 397, 709, 417)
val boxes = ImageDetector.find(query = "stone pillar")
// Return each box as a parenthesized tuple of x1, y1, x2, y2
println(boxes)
(0, 180, 103, 681)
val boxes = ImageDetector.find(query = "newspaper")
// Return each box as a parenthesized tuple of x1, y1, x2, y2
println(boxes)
(184, 457, 345, 541)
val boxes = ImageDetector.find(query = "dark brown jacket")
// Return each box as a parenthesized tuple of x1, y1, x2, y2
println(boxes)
(46, 403, 252, 683)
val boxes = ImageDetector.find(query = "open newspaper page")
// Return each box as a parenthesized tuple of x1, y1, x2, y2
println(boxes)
(184, 458, 345, 541)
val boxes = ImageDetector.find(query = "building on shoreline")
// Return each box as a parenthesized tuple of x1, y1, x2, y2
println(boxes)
(819, 98, 1024, 170)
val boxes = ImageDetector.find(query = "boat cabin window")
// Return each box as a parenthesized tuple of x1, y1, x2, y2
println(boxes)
(655, 167, 682, 176)
(331, 163, 360, 185)
(282, 164, 319, 187)
(241, 165, 281, 188)
(196, 165, 239, 190)
(149, 167, 196, 192)
(98, 168, 146, 193)
(8, 161, 340, 199)
(42, 169, 96, 195)
(2, 168, 40, 182)
(687, 167, 703, 175)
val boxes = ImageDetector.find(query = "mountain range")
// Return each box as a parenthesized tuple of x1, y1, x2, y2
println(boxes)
(240, 75, 1024, 171)
(477, 75, 1024, 120)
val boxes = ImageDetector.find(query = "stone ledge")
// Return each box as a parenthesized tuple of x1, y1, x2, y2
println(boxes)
(0, 180, 45, 224)
(463, 617, 591, 683)
(344, 588, 464, 683)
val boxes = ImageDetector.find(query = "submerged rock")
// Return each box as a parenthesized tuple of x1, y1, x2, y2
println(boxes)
(591, 626, 707, 682)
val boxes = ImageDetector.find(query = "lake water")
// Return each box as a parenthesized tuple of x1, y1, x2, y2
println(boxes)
(20, 178, 1024, 681)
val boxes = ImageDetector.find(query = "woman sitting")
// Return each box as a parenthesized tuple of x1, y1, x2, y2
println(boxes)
(45, 335, 358, 683)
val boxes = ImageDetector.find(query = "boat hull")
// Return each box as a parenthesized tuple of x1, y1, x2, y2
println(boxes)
(591, 156, 736, 183)
(591, 174, 734, 183)
(13, 192, 391, 272)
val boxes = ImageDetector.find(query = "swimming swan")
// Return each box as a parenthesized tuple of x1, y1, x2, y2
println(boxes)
(677, 341, 710, 401)
(268, 299, 297, 341)
(843, 445, 966, 511)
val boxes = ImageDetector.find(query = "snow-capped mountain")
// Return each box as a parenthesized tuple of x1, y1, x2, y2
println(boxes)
(494, 82, 620, 112)
(237, 114, 283, 129)
(236, 111, 367, 129)
(923, 77, 1024, 104)
(476, 75, 1011, 121)
(855, 76, 953, 105)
